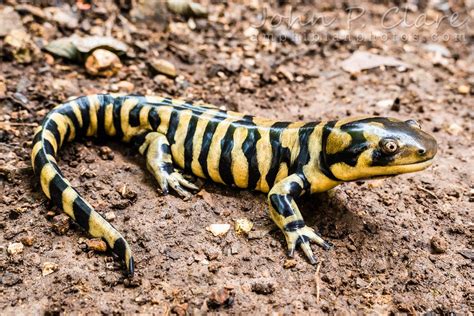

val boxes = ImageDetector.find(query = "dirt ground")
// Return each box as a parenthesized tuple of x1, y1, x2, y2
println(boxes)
(0, 0, 473, 314)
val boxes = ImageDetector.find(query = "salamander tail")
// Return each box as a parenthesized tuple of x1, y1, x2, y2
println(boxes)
(31, 96, 135, 276)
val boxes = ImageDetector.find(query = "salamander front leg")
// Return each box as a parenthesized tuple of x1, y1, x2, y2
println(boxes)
(268, 174, 332, 264)
(139, 132, 198, 199)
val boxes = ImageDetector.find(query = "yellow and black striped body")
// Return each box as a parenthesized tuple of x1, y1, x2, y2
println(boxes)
(32, 94, 438, 275)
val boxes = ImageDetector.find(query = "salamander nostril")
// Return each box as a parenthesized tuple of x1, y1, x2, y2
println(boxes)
(418, 148, 426, 155)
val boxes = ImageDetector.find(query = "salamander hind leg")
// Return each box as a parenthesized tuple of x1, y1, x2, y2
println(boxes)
(139, 132, 198, 199)
(268, 174, 333, 264)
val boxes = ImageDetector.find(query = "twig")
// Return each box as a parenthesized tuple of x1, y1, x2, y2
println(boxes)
(417, 185, 439, 200)
(315, 262, 322, 304)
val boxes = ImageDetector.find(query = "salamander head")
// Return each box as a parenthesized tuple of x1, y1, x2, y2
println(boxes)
(321, 117, 437, 181)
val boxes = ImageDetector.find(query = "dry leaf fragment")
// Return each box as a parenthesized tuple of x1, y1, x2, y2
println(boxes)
(341, 51, 410, 73)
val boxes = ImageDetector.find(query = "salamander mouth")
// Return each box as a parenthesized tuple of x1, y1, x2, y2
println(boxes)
(363, 158, 435, 180)
(399, 158, 434, 170)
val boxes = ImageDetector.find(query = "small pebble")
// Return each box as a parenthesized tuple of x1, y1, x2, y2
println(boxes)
(376, 99, 395, 109)
(251, 281, 275, 295)
(7, 242, 24, 255)
(116, 80, 135, 93)
(42, 262, 59, 276)
(238, 75, 255, 91)
(234, 218, 253, 235)
(150, 58, 177, 78)
(207, 223, 230, 237)
(86, 238, 107, 252)
(283, 259, 297, 269)
(85, 49, 122, 77)
(446, 123, 463, 136)
(457, 85, 470, 94)
(104, 211, 116, 221)
(52, 214, 70, 235)
(207, 288, 235, 309)
(20, 235, 35, 246)
(430, 236, 448, 254)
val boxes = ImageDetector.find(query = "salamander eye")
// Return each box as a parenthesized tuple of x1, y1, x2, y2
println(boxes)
(380, 139, 399, 154)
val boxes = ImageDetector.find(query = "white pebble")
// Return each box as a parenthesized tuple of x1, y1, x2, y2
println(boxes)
(7, 242, 24, 255)
(207, 223, 231, 237)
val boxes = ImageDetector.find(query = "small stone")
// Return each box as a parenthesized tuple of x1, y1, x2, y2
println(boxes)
(85, 238, 107, 252)
(44, 53, 55, 65)
(283, 259, 297, 269)
(207, 288, 235, 309)
(116, 81, 135, 93)
(230, 243, 240, 255)
(457, 85, 470, 94)
(2, 272, 22, 286)
(42, 262, 59, 276)
(85, 49, 122, 77)
(355, 277, 369, 289)
(446, 123, 463, 136)
(150, 59, 177, 78)
(204, 246, 220, 260)
(207, 224, 231, 237)
(376, 99, 395, 109)
(118, 185, 137, 201)
(277, 66, 294, 81)
(124, 277, 142, 288)
(198, 189, 214, 206)
(251, 281, 275, 295)
(20, 235, 35, 246)
(431, 236, 448, 254)
(234, 218, 253, 235)
(7, 242, 24, 255)
(238, 75, 255, 91)
(52, 214, 70, 235)
(104, 211, 116, 222)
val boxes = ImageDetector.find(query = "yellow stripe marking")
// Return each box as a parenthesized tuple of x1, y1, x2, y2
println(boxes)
(62, 186, 77, 220)
(104, 103, 116, 136)
(256, 126, 272, 192)
(170, 109, 192, 168)
(88, 211, 119, 245)
(86, 95, 100, 137)
(231, 127, 249, 188)
(139, 105, 151, 130)
(191, 117, 209, 178)
(70, 101, 83, 128)
(120, 98, 140, 142)
(43, 130, 58, 154)
(31, 141, 43, 172)
(49, 113, 69, 147)
(157, 106, 172, 135)
(40, 163, 57, 199)
(207, 119, 233, 184)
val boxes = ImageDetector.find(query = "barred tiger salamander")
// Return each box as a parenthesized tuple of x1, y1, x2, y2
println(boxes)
(31, 94, 437, 276)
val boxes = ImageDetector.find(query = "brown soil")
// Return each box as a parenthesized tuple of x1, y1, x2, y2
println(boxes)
(0, 1, 472, 314)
